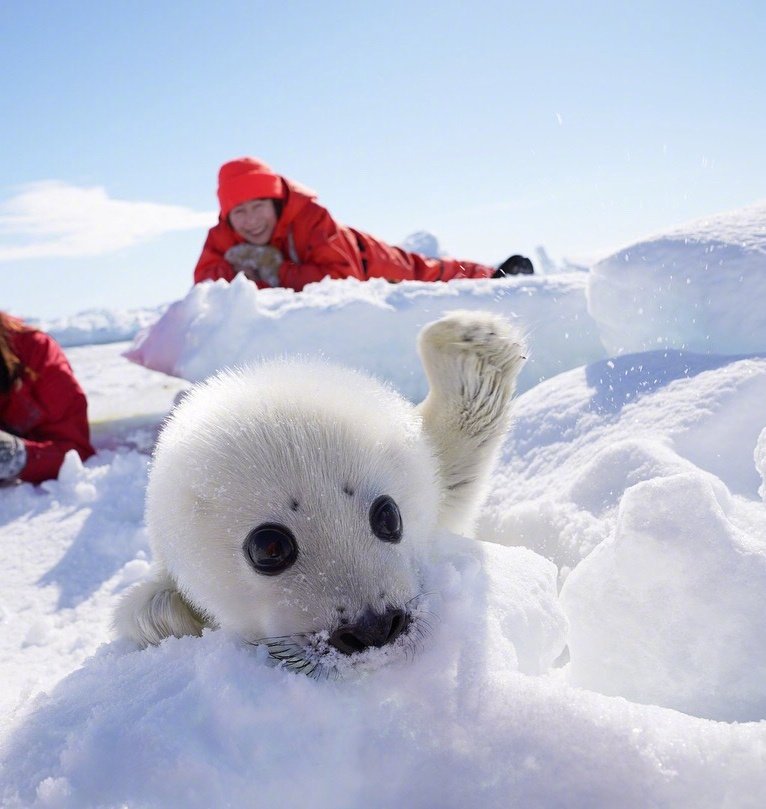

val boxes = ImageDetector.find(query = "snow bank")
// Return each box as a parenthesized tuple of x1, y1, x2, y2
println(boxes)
(125, 273, 603, 398)
(588, 200, 766, 356)
(4, 648, 766, 809)
(124, 200, 766, 401)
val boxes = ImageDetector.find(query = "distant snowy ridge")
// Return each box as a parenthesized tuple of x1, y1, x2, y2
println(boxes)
(33, 305, 165, 348)
(400, 230, 588, 274)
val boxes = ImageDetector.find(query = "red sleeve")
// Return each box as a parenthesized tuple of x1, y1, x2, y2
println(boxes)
(193, 222, 239, 284)
(278, 203, 366, 292)
(14, 331, 95, 483)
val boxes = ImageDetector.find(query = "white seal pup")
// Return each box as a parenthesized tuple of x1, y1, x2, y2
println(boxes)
(115, 310, 525, 672)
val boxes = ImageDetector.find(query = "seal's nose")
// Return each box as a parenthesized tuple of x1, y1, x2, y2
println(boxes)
(328, 606, 407, 655)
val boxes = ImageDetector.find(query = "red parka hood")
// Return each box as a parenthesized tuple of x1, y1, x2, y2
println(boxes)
(216, 156, 317, 223)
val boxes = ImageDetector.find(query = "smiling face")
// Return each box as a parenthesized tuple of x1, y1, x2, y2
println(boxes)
(146, 361, 440, 652)
(228, 198, 278, 245)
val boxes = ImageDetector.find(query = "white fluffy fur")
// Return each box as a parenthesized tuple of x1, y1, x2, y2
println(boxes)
(114, 310, 525, 649)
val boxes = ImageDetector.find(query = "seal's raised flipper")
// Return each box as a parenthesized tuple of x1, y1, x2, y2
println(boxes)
(416, 310, 525, 536)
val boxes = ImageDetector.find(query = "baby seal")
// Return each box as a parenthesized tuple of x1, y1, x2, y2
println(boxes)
(115, 310, 525, 672)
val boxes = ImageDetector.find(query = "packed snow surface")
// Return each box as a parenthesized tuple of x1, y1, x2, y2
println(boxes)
(2, 202, 766, 807)
(589, 200, 766, 356)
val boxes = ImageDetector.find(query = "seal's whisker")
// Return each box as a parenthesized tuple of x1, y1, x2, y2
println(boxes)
(411, 621, 434, 646)
(415, 615, 436, 633)
(253, 632, 311, 645)
(405, 591, 438, 607)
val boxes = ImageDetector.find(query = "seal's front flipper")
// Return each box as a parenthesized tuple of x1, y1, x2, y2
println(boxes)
(114, 566, 208, 647)
(416, 310, 525, 536)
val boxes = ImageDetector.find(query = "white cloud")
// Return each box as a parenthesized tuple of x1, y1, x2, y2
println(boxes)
(0, 181, 216, 261)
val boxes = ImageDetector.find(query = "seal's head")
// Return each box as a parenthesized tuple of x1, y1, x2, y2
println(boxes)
(145, 360, 439, 668)
(116, 310, 526, 674)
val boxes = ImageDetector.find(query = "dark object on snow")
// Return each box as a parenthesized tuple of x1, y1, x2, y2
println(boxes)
(493, 255, 534, 277)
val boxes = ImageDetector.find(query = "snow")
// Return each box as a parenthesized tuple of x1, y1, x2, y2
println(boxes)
(398, 230, 444, 258)
(588, 200, 766, 356)
(561, 471, 766, 723)
(32, 306, 165, 348)
(2, 201, 766, 807)
(124, 272, 605, 399)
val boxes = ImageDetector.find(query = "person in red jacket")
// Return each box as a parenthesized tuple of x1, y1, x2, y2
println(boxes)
(0, 313, 95, 484)
(194, 157, 533, 289)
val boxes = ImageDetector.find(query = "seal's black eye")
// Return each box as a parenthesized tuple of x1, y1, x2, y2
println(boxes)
(369, 495, 403, 543)
(244, 523, 298, 575)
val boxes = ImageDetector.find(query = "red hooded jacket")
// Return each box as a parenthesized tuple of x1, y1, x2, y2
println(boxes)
(0, 320, 95, 483)
(194, 158, 495, 289)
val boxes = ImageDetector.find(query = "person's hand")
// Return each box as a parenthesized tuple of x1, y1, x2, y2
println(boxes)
(224, 244, 283, 287)
(0, 429, 26, 481)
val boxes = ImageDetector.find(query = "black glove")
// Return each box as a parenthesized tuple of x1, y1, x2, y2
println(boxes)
(493, 254, 534, 277)
(0, 429, 26, 481)
(224, 244, 284, 287)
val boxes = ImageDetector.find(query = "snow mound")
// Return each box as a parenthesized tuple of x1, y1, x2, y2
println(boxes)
(480, 352, 766, 569)
(0, 534, 574, 808)
(475, 347, 766, 721)
(588, 200, 766, 356)
(561, 472, 766, 722)
(398, 230, 443, 258)
(125, 273, 603, 398)
(125, 200, 766, 402)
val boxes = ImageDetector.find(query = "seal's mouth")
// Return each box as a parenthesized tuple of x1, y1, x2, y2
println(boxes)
(249, 594, 436, 679)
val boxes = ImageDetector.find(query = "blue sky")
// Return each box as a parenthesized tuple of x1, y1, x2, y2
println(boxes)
(2, 0, 764, 318)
